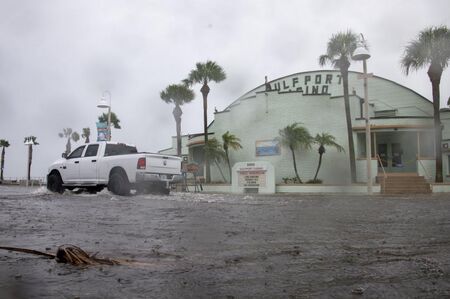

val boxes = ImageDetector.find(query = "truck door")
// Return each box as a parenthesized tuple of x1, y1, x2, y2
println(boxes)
(62, 145, 85, 183)
(79, 144, 100, 183)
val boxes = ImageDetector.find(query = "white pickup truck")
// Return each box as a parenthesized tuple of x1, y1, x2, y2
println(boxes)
(47, 142, 181, 195)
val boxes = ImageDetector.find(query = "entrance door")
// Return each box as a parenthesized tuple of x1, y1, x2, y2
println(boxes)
(377, 143, 404, 172)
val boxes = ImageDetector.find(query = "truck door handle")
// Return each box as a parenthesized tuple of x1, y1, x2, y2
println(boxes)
(91, 160, 97, 162)
(74, 161, 80, 164)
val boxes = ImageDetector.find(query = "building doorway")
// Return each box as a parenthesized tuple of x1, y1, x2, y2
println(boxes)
(375, 132, 417, 173)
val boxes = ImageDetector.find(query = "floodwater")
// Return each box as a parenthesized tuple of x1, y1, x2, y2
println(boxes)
(1, 186, 450, 298)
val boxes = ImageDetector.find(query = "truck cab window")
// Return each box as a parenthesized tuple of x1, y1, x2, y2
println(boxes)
(67, 146, 85, 159)
(84, 144, 99, 157)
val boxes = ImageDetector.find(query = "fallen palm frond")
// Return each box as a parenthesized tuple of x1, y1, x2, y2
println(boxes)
(0, 244, 121, 266)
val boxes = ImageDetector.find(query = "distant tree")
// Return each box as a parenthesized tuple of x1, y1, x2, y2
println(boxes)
(204, 138, 227, 183)
(58, 128, 80, 155)
(0, 139, 10, 181)
(278, 123, 313, 183)
(160, 84, 195, 156)
(82, 127, 91, 143)
(24, 136, 39, 181)
(312, 133, 344, 181)
(185, 60, 226, 183)
(222, 131, 242, 183)
(319, 30, 361, 183)
(401, 26, 450, 183)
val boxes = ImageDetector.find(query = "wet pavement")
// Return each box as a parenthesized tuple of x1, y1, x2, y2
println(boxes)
(1, 185, 450, 298)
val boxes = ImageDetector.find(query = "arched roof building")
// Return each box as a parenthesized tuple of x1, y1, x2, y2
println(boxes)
(161, 70, 450, 184)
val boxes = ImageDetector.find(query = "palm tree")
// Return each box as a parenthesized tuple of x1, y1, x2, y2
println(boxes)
(58, 128, 80, 155)
(312, 133, 344, 181)
(185, 61, 226, 183)
(319, 30, 360, 183)
(204, 138, 227, 182)
(222, 131, 242, 183)
(0, 139, 10, 182)
(160, 84, 195, 156)
(401, 26, 450, 183)
(82, 127, 91, 143)
(24, 136, 38, 181)
(278, 123, 313, 183)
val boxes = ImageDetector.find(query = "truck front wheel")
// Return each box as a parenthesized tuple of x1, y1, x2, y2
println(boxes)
(47, 172, 64, 194)
(108, 172, 130, 196)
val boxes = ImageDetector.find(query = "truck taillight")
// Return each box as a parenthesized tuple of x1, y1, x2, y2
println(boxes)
(137, 157, 146, 170)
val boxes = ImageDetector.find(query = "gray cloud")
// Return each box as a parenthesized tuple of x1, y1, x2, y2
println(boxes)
(0, 0, 449, 179)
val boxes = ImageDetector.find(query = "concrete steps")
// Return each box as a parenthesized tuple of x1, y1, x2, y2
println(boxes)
(378, 174, 431, 194)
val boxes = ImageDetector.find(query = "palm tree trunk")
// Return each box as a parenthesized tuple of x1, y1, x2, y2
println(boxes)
(225, 149, 231, 183)
(341, 69, 357, 183)
(0, 147, 5, 181)
(27, 145, 32, 181)
(313, 153, 323, 181)
(428, 67, 443, 182)
(214, 161, 227, 183)
(290, 146, 301, 183)
(66, 138, 71, 155)
(201, 83, 211, 183)
(173, 105, 183, 156)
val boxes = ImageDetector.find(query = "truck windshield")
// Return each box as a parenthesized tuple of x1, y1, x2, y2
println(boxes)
(104, 144, 138, 156)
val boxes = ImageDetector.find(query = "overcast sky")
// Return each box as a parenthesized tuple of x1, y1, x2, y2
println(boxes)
(0, 0, 449, 180)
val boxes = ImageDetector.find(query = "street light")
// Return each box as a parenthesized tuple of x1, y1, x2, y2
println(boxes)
(352, 36, 373, 194)
(97, 91, 112, 141)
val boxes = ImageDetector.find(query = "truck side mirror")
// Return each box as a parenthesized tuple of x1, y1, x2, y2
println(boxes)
(62, 153, 68, 159)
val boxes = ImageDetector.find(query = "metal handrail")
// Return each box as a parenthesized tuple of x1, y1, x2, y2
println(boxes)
(376, 154, 387, 178)
(417, 159, 431, 181)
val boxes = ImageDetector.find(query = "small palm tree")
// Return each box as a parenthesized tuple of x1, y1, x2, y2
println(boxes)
(278, 123, 313, 183)
(58, 128, 80, 155)
(204, 138, 227, 183)
(24, 136, 39, 181)
(185, 61, 226, 183)
(319, 30, 360, 183)
(401, 26, 450, 183)
(82, 127, 91, 143)
(222, 131, 242, 183)
(312, 133, 344, 181)
(160, 84, 195, 156)
(0, 139, 10, 181)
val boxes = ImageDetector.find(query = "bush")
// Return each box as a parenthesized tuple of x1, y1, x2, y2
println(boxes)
(282, 177, 303, 184)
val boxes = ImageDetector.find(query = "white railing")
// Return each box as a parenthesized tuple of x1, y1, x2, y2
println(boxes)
(417, 159, 431, 181)
(376, 154, 387, 178)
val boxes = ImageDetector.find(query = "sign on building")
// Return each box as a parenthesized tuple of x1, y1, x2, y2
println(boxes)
(255, 139, 280, 156)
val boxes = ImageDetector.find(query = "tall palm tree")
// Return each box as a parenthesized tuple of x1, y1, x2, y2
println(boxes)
(0, 139, 10, 181)
(160, 84, 195, 156)
(82, 127, 91, 143)
(185, 61, 226, 183)
(401, 26, 450, 183)
(204, 138, 227, 183)
(222, 131, 242, 183)
(58, 128, 80, 155)
(319, 30, 360, 183)
(278, 123, 313, 183)
(312, 133, 344, 181)
(24, 136, 38, 181)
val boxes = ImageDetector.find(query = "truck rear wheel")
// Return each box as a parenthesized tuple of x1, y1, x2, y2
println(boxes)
(108, 172, 130, 196)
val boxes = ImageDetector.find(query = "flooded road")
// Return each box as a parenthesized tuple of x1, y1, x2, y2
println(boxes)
(1, 186, 450, 298)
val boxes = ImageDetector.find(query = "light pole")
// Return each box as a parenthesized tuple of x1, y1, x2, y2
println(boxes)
(352, 36, 373, 194)
(97, 91, 112, 141)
